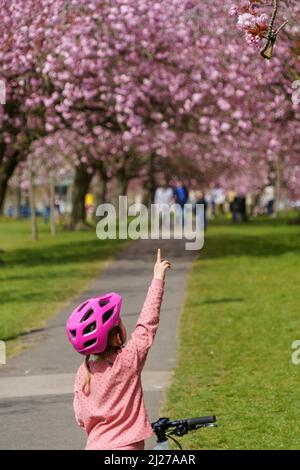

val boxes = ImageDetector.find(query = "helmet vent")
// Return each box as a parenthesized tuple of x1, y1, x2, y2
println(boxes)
(103, 308, 115, 324)
(70, 329, 76, 339)
(80, 308, 94, 323)
(83, 322, 96, 336)
(99, 299, 109, 307)
(84, 338, 97, 349)
(77, 301, 89, 313)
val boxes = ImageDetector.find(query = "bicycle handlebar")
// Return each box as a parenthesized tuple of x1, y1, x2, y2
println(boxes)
(152, 416, 217, 448)
(168, 416, 216, 430)
(152, 415, 217, 435)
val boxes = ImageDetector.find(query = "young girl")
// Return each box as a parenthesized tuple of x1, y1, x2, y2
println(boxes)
(66, 249, 171, 451)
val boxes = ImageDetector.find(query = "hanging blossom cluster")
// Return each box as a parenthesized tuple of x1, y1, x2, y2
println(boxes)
(230, 2, 274, 49)
(229, 1, 299, 58)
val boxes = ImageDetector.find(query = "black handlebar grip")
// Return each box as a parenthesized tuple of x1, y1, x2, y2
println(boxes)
(187, 416, 216, 428)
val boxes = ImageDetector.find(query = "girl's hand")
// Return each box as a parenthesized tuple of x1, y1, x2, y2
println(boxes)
(154, 249, 171, 281)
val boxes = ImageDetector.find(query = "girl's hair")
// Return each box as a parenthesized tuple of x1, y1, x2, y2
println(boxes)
(82, 325, 125, 395)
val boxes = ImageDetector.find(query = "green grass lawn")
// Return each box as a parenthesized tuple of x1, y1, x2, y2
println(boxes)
(164, 216, 300, 450)
(0, 218, 126, 356)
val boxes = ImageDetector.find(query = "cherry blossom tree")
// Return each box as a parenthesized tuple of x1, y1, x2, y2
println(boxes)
(1, 0, 300, 230)
(0, 0, 68, 212)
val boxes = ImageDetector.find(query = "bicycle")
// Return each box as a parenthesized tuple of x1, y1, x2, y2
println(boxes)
(152, 415, 217, 450)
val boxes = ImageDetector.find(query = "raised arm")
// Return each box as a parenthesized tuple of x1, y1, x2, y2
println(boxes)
(122, 250, 171, 370)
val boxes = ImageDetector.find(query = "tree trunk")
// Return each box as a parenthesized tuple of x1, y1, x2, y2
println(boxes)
(274, 157, 282, 216)
(0, 150, 20, 214)
(94, 170, 108, 209)
(143, 152, 156, 206)
(28, 160, 38, 241)
(49, 174, 57, 237)
(70, 165, 93, 230)
(100, 177, 108, 204)
(116, 171, 129, 197)
(16, 185, 22, 219)
(112, 168, 129, 206)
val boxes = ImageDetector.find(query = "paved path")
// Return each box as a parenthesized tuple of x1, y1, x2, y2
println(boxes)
(0, 238, 196, 450)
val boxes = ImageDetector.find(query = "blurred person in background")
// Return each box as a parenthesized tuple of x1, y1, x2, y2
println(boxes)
(263, 185, 276, 217)
(154, 181, 174, 226)
(228, 190, 237, 220)
(173, 180, 189, 227)
(195, 191, 208, 231)
(85, 193, 94, 222)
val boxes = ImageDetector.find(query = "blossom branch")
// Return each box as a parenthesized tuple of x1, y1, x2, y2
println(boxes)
(260, 0, 288, 59)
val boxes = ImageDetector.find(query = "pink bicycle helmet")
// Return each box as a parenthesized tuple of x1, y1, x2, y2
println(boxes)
(66, 293, 122, 355)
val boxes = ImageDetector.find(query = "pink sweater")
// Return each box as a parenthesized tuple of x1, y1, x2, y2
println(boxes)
(73, 278, 165, 450)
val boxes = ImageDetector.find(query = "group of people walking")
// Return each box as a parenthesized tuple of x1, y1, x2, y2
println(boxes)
(154, 181, 208, 230)
(154, 181, 278, 229)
